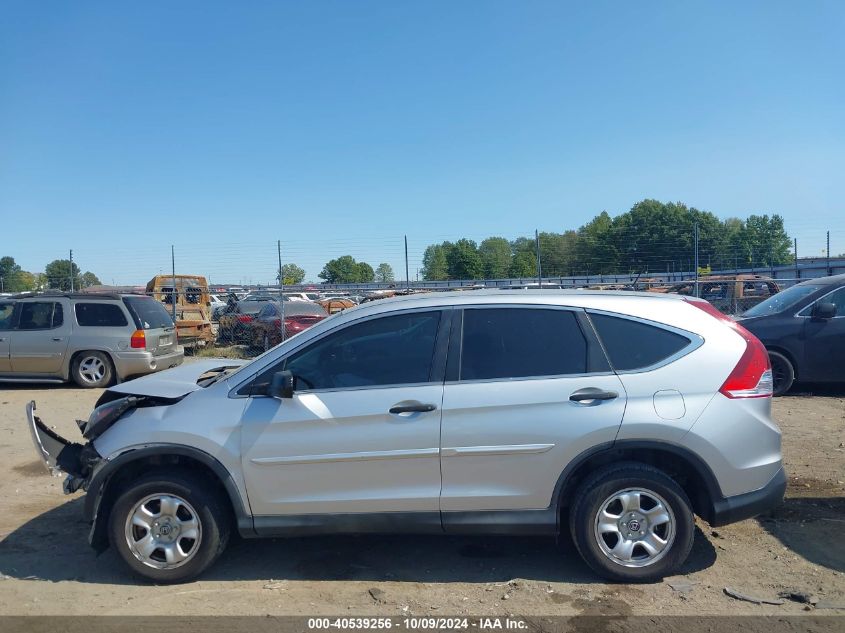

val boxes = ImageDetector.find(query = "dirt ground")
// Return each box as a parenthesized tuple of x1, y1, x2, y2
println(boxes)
(0, 381, 843, 617)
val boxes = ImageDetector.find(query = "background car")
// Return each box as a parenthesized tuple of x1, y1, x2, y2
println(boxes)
(217, 294, 292, 344)
(0, 292, 183, 387)
(249, 300, 329, 350)
(737, 273, 845, 395)
(209, 294, 227, 320)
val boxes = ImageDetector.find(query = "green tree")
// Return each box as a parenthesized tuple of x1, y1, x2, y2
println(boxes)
(375, 263, 395, 282)
(509, 250, 536, 277)
(0, 256, 25, 292)
(421, 243, 449, 280)
(319, 255, 370, 283)
(44, 259, 82, 291)
(446, 239, 483, 280)
(80, 271, 101, 288)
(743, 214, 792, 267)
(277, 263, 306, 285)
(356, 262, 375, 282)
(478, 237, 511, 278)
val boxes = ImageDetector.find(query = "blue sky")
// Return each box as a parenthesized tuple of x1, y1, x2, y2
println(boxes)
(2, 1, 844, 284)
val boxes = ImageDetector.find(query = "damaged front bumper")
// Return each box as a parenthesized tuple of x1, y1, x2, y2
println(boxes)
(26, 401, 101, 494)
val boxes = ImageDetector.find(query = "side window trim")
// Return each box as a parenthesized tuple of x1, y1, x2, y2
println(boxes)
(449, 304, 611, 384)
(584, 309, 703, 374)
(233, 307, 452, 398)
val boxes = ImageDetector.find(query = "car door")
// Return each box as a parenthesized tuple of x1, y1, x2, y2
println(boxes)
(0, 301, 14, 372)
(239, 308, 449, 520)
(801, 286, 845, 381)
(10, 300, 71, 374)
(439, 306, 626, 518)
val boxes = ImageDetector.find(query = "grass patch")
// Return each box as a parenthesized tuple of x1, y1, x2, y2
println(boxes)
(192, 344, 251, 359)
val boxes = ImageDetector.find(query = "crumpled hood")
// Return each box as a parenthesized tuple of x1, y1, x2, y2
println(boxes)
(107, 359, 247, 399)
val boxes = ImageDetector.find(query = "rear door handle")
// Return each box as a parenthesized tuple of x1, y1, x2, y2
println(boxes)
(570, 389, 618, 403)
(52, 337, 64, 342)
(389, 403, 437, 414)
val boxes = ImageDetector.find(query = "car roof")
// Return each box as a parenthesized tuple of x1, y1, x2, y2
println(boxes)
(797, 272, 845, 286)
(335, 288, 688, 318)
(8, 292, 147, 300)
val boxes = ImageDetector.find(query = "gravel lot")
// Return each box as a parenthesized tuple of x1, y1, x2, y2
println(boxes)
(0, 381, 843, 617)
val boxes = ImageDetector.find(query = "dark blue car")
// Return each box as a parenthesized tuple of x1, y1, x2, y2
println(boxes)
(738, 273, 845, 395)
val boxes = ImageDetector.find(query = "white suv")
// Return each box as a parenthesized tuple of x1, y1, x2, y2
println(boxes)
(28, 290, 785, 583)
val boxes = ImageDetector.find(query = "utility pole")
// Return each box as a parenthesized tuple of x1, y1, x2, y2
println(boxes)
(171, 245, 177, 321)
(69, 249, 74, 292)
(794, 238, 799, 280)
(277, 240, 286, 342)
(827, 230, 831, 276)
(693, 222, 699, 297)
(535, 229, 542, 285)
(404, 235, 410, 292)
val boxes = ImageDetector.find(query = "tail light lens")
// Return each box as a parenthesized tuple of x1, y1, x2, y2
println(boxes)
(685, 298, 772, 398)
(236, 315, 253, 323)
(130, 330, 146, 349)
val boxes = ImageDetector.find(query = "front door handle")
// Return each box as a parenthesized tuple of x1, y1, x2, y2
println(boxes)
(570, 388, 618, 403)
(52, 337, 63, 342)
(389, 403, 437, 414)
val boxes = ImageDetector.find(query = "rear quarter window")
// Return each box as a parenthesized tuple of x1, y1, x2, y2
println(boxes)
(123, 296, 174, 330)
(75, 302, 129, 327)
(588, 312, 691, 371)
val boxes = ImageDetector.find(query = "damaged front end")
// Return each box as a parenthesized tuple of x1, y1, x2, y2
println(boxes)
(26, 396, 144, 494)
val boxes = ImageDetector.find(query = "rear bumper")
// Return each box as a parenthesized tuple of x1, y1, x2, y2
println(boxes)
(112, 348, 184, 379)
(709, 467, 787, 526)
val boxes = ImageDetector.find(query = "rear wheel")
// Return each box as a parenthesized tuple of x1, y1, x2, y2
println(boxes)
(569, 463, 695, 582)
(108, 470, 230, 583)
(768, 351, 794, 396)
(71, 351, 114, 388)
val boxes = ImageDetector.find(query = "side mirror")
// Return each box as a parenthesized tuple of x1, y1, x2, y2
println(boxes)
(269, 370, 296, 399)
(812, 302, 836, 320)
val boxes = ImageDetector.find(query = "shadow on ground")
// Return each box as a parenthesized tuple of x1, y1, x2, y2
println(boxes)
(0, 497, 716, 585)
(757, 495, 845, 573)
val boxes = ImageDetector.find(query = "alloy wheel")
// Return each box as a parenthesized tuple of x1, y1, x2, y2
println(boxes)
(124, 493, 202, 569)
(78, 356, 106, 384)
(594, 487, 676, 568)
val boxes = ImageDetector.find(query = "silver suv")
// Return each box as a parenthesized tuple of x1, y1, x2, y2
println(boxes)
(27, 291, 785, 583)
(2, 293, 183, 387)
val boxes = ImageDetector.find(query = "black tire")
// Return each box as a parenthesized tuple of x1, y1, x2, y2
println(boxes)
(569, 462, 695, 583)
(108, 470, 230, 583)
(71, 351, 114, 388)
(768, 350, 795, 396)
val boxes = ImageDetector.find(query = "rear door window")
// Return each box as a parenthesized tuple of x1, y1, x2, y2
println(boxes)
(17, 302, 63, 330)
(123, 296, 174, 330)
(0, 302, 14, 329)
(460, 308, 588, 380)
(588, 312, 691, 371)
(75, 302, 129, 327)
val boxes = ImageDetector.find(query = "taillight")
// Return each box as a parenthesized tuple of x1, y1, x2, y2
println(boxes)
(685, 298, 773, 399)
(237, 315, 253, 323)
(130, 330, 146, 349)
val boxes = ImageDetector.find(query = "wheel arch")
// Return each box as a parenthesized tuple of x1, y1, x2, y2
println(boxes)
(85, 445, 253, 552)
(765, 346, 799, 379)
(65, 348, 118, 382)
(553, 440, 723, 528)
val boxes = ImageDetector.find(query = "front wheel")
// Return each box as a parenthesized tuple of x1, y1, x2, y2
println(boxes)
(108, 470, 230, 583)
(569, 462, 694, 582)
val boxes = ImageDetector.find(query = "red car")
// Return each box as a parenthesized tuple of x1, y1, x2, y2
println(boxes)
(249, 301, 329, 351)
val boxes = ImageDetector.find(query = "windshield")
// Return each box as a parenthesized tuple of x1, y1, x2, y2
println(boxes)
(742, 284, 820, 317)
